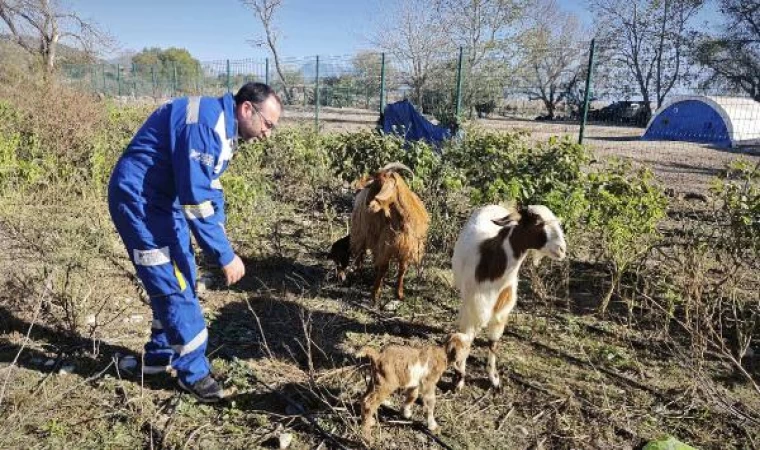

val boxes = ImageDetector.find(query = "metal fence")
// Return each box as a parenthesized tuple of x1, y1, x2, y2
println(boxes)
(59, 42, 760, 195)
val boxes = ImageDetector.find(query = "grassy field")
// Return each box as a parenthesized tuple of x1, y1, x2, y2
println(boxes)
(0, 85, 758, 450)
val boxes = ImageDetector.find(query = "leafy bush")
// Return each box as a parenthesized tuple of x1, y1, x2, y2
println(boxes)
(584, 159, 668, 313)
(327, 129, 440, 192)
(711, 159, 760, 263)
(444, 129, 590, 228)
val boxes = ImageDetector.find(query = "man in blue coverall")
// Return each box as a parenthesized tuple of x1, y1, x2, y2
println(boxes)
(108, 82, 282, 402)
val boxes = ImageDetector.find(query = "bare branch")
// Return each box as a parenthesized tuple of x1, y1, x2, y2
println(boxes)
(0, 0, 112, 73)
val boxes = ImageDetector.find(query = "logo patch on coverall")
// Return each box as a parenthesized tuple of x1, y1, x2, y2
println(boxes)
(190, 149, 214, 167)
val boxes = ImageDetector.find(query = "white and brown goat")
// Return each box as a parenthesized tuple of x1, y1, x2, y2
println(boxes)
(357, 333, 471, 439)
(332, 163, 429, 303)
(451, 204, 566, 389)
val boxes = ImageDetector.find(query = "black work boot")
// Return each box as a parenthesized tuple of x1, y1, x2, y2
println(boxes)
(178, 374, 225, 403)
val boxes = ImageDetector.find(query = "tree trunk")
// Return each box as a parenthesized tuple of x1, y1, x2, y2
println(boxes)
(544, 100, 555, 119)
(267, 35, 292, 104)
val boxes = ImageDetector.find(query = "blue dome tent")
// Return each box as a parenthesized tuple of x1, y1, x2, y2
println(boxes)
(381, 99, 452, 150)
(643, 96, 760, 149)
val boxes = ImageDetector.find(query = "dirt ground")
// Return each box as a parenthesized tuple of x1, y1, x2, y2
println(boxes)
(1, 108, 759, 449)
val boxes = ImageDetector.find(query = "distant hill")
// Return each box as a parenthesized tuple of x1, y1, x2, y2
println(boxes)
(0, 34, 103, 70)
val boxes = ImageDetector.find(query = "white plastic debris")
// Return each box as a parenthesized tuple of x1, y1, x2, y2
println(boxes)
(278, 433, 293, 449)
(384, 300, 402, 312)
(59, 363, 75, 375)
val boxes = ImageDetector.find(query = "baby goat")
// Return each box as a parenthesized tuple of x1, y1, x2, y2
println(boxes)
(452, 204, 566, 389)
(357, 333, 471, 438)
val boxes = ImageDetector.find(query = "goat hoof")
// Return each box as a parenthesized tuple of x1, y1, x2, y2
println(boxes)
(427, 421, 439, 433)
(455, 378, 465, 391)
(402, 406, 413, 419)
(489, 375, 501, 389)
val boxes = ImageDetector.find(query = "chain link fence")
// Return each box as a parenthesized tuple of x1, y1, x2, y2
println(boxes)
(60, 43, 760, 194)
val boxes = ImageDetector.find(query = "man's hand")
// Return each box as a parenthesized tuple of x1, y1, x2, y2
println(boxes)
(222, 255, 246, 286)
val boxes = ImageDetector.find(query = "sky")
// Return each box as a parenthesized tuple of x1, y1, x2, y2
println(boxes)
(65, 0, 717, 63)
(66, 0, 384, 61)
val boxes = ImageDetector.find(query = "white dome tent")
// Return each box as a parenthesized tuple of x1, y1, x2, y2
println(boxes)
(642, 95, 760, 149)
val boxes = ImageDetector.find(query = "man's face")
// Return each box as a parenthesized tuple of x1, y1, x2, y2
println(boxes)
(237, 95, 281, 142)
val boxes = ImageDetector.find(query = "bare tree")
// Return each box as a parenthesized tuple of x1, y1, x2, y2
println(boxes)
(434, 0, 525, 116)
(0, 0, 111, 75)
(370, 0, 453, 107)
(590, 0, 705, 117)
(695, 0, 760, 100)
(435, 0, 524, 69)
(241, 0, 293, 103)
(517, 1, 586, 119)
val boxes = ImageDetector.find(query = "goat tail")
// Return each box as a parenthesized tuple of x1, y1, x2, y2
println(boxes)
(356, 346, 380, 363)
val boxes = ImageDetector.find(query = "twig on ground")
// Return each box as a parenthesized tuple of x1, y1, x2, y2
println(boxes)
(182, 423, 211, 450)
(245, 297, 273, 359)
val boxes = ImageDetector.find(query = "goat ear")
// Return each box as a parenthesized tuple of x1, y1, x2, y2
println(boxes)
(373, 177, 397, 203)
(492, 215, 518, 228)
(352, 175, 373, 191)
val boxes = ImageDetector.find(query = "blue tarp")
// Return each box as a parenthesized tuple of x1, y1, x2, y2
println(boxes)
(381, 99, 452, 149)
(643, 99, 731, 148)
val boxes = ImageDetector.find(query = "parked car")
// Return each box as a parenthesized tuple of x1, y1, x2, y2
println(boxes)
(587, 101, 651, 127)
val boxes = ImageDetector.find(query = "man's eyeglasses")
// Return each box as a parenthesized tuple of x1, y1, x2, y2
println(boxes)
(249, 102, 276, 131)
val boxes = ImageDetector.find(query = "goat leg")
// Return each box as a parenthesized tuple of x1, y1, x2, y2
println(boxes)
(488, 340, 501, 389)
(422, 384, 439, 432)
(396, 260, 408, 300)
(372, 262, 389, 304)
(362, 384, 394, 440)
(402, 386, 418, 419)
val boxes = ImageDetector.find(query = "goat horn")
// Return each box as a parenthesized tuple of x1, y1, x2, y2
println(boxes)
(380, 162, 414, 176)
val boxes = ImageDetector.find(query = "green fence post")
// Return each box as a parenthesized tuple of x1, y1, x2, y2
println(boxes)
(226, 59, 231, 93)
(455, 46, 464, 118)
(578, 39, 596, 145)
(315, 55, 320, 131)
(379, 52, 386, 116)
(102, 64, 107, 94)
(90, 65, 96, 93)
(195, 64, 200, 94)
(173, 62, 178, 97)
(151, 66, 157, 98)
(116, 64, 122, 96)
(265, 57, 270, 85)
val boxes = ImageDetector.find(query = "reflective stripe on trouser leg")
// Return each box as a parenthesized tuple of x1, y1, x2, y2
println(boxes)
(151, 289, 210, 384)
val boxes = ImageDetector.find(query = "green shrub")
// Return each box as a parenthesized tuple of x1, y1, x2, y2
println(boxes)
(327, 129, 440, 192)
(444, 129, 590, 228)
(711, 159, 760, 262)
(584, 159, 668, 313)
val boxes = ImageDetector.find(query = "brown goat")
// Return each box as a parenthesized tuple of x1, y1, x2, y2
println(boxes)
(357, 333, 471, 439)
(349, 163, 429, 303)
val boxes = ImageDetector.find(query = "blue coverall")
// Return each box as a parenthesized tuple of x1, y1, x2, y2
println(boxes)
(108, 93, 237, 384)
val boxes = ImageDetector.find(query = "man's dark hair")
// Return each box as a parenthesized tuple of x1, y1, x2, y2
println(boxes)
(234, 82, 282, 108)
